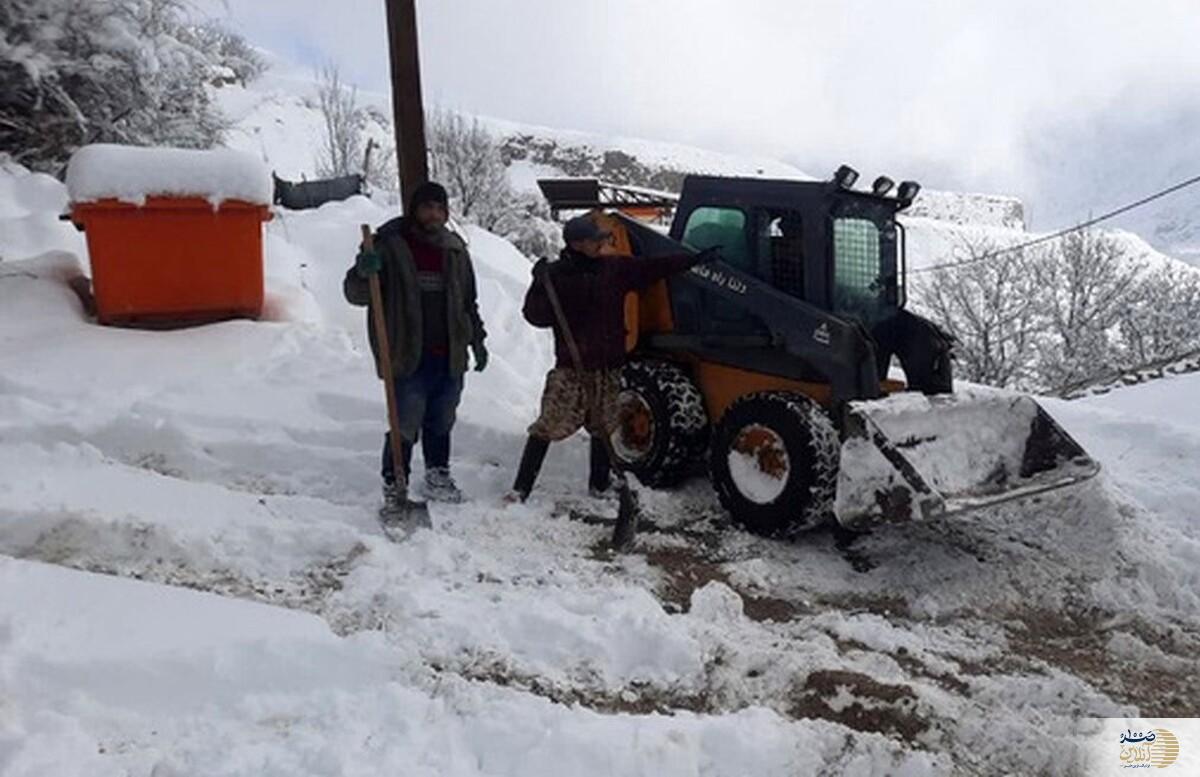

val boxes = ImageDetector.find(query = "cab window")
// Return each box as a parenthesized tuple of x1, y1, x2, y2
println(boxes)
(681, 207, 749, 271)
(759, 210, 804, 299)
(833, 217, 885, 320)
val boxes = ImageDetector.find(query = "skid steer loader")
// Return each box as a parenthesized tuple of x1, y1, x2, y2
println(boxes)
(540, 168, 1099, 537)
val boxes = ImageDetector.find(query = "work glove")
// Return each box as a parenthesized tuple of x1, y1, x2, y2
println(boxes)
(355, 247, 383, 277)
(531, 257, 550, 278)
(471, 342, 489, 372)
(693, 245, 723, 264)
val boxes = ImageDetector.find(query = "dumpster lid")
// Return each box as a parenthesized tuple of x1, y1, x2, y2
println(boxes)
(66, 144, 272, 208)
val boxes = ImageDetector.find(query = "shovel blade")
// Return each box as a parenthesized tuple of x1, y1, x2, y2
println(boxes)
(834, 387, 1099, 530)
(379, 497, 432, 540)
(609, 476, 642, 552)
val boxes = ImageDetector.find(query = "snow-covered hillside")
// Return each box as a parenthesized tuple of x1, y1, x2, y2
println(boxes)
(3, 135, 1200, 775)
(214, 68, 1200, 299)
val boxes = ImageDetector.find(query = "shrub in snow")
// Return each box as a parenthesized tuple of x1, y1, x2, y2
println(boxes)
(0, 0, 257, 175)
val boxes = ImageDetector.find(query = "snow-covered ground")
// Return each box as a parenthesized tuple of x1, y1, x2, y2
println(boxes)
(3, 145, 1199, 775)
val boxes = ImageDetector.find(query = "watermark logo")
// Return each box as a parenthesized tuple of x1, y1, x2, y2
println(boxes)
(1119, 727, 1180, 769)
(1085, 718, 1193, 775)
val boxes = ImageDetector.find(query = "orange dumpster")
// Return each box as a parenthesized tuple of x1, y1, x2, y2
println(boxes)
(71, 197, 271, 325)
(65, 144, 273, 327)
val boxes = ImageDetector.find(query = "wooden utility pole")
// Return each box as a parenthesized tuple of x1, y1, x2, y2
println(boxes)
(384, 0, 429, 204)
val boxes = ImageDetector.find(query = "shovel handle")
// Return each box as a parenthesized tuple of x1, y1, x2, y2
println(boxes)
(537, 266, 588, 376)
(362, 224, 409, 493)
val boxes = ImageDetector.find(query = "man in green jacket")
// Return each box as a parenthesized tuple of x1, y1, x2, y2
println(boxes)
(344, 182, 488, 510)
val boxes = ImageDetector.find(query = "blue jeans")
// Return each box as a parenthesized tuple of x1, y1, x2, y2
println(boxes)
(381, 354, 464, 483)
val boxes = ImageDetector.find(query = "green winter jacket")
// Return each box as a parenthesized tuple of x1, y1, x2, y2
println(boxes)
(343, 217, 486, 378)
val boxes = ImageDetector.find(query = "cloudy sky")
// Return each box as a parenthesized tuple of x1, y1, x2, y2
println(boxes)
(201, 0, 1200, 232)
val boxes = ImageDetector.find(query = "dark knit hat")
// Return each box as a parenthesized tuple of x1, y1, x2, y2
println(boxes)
(408, 181, 449, 214)
(562, 214, 611, 244)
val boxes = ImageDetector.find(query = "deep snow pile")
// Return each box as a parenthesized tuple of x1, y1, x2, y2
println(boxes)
(2, 157, 1199, 776)
(0, 156, 86, 262)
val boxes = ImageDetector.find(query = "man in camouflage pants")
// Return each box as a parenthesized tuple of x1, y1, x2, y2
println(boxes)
(508, 214, 715, 502)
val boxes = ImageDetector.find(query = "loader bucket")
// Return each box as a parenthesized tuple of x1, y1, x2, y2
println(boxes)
(834, 388, 1100, 530)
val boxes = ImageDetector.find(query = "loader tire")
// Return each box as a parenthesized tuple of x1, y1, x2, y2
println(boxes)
(611, 360, 709, 488)
(710, 391, 839, 537)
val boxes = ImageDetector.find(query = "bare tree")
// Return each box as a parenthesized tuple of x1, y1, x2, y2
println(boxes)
(315, 65, 364, 178)
(426, 107, 510, 224)
(911, 235, 1042, 389)
(1117, 261, 1200, 366)
(358, 105, 399, 194)
(1033, 228, 1145, 393)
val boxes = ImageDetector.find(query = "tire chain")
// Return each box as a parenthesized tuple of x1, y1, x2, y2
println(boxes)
(775, 392, 840, 534)
(621, 361, 710, 485)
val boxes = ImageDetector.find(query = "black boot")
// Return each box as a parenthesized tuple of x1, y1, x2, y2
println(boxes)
(509, 436, 550, 502)
(588, 435, 611, 496)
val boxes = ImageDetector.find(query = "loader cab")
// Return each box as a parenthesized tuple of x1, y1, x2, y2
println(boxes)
(668, 172, 912, 331)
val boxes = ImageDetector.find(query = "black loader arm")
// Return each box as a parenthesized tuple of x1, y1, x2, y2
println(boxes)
(679, 261, 883, 401)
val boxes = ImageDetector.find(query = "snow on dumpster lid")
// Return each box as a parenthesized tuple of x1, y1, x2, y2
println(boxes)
(66, 144, 272, 207)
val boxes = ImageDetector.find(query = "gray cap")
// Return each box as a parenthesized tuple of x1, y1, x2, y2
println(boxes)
(562, 214, 611, 244)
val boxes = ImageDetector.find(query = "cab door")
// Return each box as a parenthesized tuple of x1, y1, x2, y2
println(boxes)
(678, 206, 754, 328)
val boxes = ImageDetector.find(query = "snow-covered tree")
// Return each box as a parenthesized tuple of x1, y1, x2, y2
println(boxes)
(1116, 262, 1200, 367)
(910, 227, 1200, 394)
(314, 64, 366, 179)
(425, 107, 560, 257)
(0, 0, 251, 175)
(360, 106, 399, 195)
(912, 236, 1042, 389)
(179, 20, 267, 86)
(492, 191, 562, 258)
(1032, 228, 1145, 393)
(427, 107, 511, 226)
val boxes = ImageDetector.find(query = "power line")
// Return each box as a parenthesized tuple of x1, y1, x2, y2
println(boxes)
(910, 172, 1200, 274)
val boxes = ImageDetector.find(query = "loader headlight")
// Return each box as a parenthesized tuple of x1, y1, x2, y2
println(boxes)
(872, 176, 894, 196)
(897, 180, 921, 205)
(833, 165, 859, 189)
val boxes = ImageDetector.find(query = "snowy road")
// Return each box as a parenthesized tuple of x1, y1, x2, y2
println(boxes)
(2, 162, 1198, 775)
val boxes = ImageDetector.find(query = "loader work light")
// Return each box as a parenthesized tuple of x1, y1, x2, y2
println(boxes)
(872, 176, 894, 196)
(897, 180, 921, 205)
(833, 165, 859, 189)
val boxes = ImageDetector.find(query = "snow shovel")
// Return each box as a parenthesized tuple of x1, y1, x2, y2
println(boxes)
(361, 224, 431, 532)
(537, 266, 642, 552)
(834, 386, 1100, 529)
